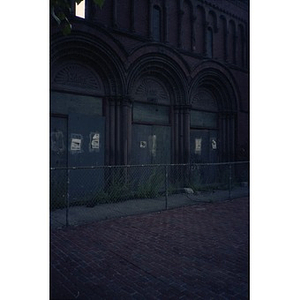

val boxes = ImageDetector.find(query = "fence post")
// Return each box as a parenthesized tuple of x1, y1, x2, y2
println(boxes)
(165, 165, 168, 210)
(228, 163, 232, 200)
(66, 168, 70, 227)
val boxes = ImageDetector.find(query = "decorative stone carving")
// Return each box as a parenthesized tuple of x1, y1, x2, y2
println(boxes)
(53, 64, 102, 91)
(191, 89, 218, 111)
(133, 77, 169, 104)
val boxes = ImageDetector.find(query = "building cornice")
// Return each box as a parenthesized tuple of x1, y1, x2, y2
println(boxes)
(196, 0, 248, 24)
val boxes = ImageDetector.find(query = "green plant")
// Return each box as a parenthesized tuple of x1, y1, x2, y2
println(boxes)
(50, 179, 67, 210)
(136, 169, 164, 199)
(107, 182, 131, 202)
(84, 190, 109, 207)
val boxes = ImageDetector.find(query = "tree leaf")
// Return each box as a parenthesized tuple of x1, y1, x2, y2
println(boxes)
(93, 0, 105, 8)
(62, 22, 72, 36)
(57, 11, 66, 21)
(51, 6, 61, 25)
(51, 0, 106, 34)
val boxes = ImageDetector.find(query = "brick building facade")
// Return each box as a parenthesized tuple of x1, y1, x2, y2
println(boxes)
(50, 0, 249, 169)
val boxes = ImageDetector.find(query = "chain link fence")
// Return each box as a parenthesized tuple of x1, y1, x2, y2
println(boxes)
(50, 161, 249, 229)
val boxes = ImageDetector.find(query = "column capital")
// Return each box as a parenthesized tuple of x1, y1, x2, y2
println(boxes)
(174, 104, 192, 110)
(121, 97, 133, 107)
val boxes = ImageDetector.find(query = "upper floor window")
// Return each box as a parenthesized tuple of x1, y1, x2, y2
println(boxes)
(152, 6, 162, 41)
(207, 27, 213, 58)
(76, 0, 85, 19)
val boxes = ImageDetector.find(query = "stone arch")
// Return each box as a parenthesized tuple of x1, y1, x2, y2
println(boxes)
(190, 64, 239, 162)
(50, 30, 128, 166)
(51, 31, 126, 96)
(191, 88, 218, 112)
(131, 77, 170, 105)
(190, 61, 240, 110)
(190, 67, 238, 112)
(127, 53, 188, 105)
(52, 61, 104, 96)
(127, 53, 188, 164)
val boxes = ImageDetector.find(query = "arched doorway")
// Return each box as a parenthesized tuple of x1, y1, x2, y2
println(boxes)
(190, 67, 238, 163)
(127, 53, 187, 165)
(189, 67, 238, 187)
(50, 32, 126, 166)
(130, 76, 172, 165)
(50, 62, 106, 169)
(50, 33, 126, 203)
(50, 61, 106, 203)
(190, 88, 219, 164)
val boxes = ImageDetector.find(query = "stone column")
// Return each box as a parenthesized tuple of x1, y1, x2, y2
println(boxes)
(226, 113, 230, 161)
(203, 20, 208, 57)
(219, 113, 227, 162)
(192, 14, 196, 52)
(178, 9, 184, 48)
(115, 98, 121, 165)
(229, 112, 236, 161)
(174, 106, 180, 164)
(174, 105, 190, 164)
(121, 97, 132, 165)
(163, 2, 168, 43)
(179, 107, 184, 163)
(109, 98, 116, 165)
(233, 34, 237, 65)
(221, 112, 236, 162)
(224, 29, 228, 62)
(183, 105, 191, 163)
(104, 97, 110, 165)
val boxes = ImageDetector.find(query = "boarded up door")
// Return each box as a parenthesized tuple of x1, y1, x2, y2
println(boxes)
(68, 113, 105, 202)
(50, 113, 105, 203)
(130, 124, 170, 193)
(50, 116, 68, 208)
(190, 129, 218, 187)
(131, 124, 171, 165)
(51, 115, 68, 168)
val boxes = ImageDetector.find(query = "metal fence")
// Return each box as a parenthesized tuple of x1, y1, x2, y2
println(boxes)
(50, 161, 249, 229)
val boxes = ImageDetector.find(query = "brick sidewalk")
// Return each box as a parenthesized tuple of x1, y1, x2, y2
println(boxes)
(51, 197, 249, 299)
